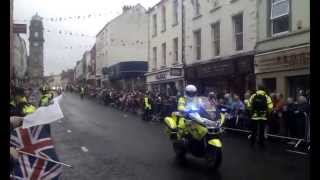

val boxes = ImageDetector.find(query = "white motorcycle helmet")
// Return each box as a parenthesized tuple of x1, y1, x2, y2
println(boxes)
(185, 84, 197, 98)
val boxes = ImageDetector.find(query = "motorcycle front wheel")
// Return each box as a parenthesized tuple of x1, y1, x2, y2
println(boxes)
(206, 147, 222, 170)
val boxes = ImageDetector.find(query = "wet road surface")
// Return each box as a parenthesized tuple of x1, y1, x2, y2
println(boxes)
(51, 93, 309, 180)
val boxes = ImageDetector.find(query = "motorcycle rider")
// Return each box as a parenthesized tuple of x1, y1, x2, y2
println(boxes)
(178, 84, 199, 111)
(178, 84, 207, 123)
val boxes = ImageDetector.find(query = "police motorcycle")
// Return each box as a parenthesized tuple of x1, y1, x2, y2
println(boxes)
(164, 96, 226, 170)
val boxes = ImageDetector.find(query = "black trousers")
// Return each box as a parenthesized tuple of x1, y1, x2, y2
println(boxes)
(251, 120, 266, 145)
(143, 109, 151, 121)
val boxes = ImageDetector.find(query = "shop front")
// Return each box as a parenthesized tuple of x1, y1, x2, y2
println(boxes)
(103, 61, 148, 90)
(185, 55, 255, 98)
(146, 66, 184, 96)
(255, 45, 310, 99)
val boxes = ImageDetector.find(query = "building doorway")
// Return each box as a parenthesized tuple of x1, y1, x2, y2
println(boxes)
(262, 78, 276, 94)
(287, 75, 310, 100)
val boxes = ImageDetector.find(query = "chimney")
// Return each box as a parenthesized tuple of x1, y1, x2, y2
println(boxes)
(122, 5, 133, 13)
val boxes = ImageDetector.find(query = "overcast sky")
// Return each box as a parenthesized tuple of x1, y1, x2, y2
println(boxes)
(13, 0, 159, 76)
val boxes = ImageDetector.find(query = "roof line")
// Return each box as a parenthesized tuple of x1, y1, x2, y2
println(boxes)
(96, 4, 147, 37)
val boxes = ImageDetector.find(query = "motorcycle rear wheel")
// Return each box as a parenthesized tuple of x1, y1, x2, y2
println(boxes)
(206, 147, 222, 170)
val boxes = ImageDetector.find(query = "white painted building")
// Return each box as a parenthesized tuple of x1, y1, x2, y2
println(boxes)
(84, 50, 91, 80)
(183, 0, 257, 96)
(145, 0, 184, 95)
(48, 74, 62, 89)
(254, 0, 310, 99)
(95, 4, 148, 89)
(13, 34, 28, 80)
(75, 60, 84, 81)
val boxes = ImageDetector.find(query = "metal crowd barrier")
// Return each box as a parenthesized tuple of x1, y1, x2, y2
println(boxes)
(222, 127, 307, 148)
(223, 112, 310, 150)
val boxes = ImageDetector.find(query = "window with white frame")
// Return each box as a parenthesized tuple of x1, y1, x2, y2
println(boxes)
(212, 21, 220, 56)
(270, 0, 290, 35)
(173, 0, 178, 25)
(153, 14, 157, 36)
(162, 43, 166, 66)
(153, 47, 157, 69)
(173, 38, 178, 63)
(194, 30, 201, 60)
(233, 13, 243, 51)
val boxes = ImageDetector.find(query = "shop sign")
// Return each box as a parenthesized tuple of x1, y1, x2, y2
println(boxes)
(255, 47, 310, 74)
(156, 72, 167, 80)
(236, 58, 254, 74)
(197, 60, 234, 78)
(170, 68, 182, 76)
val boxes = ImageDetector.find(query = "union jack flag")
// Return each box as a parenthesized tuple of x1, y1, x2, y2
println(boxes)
(10, 124, 62, 180)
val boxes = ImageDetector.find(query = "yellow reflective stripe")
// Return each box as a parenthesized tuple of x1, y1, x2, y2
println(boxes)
(251, 117, 267, 120)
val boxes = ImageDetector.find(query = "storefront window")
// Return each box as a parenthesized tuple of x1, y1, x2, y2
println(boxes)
(263, 78, 276, 94)
(287, 75, 309, 100)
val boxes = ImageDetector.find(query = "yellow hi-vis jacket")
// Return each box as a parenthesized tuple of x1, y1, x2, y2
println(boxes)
(177, 96, 186, 111)
(40, 94, 51, 107)
(144, 96, 151, 110)
(22, 104, 36, 115)
(248, 90, 273, 120)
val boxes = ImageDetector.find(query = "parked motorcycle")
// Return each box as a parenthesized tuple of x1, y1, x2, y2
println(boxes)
(164, 97, 226, 170)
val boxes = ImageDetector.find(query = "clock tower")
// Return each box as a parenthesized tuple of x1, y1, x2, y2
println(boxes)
(28, 13, 44, 87)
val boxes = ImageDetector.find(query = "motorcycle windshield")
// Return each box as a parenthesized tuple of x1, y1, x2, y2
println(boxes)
(197, 96, 219, 121)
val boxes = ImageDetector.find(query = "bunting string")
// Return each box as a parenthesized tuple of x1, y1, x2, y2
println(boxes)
(13, 11, 122, 23)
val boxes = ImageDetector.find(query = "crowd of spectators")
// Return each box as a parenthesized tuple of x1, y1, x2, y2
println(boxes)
(67, 85, 310, 140)
(220, 90, 310, 140)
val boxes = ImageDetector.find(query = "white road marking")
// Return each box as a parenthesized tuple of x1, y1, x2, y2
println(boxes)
(286, 149, 308, 156)
(81, 146, 89, 152)
(67, 130, 72, 133)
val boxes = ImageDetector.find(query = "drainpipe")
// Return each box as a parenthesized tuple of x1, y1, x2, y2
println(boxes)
(147, 10, 150, 91)
(181, 0, 186, 88)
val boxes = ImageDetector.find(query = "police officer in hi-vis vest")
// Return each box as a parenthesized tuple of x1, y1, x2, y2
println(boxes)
(143, 91, 152, 121)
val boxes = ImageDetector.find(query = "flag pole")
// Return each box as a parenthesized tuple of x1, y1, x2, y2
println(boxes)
(17, 150, 73, 168)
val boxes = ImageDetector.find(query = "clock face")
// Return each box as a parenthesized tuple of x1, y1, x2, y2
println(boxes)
(33, 42, 39, 47)
(34, 32, 39, 37)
